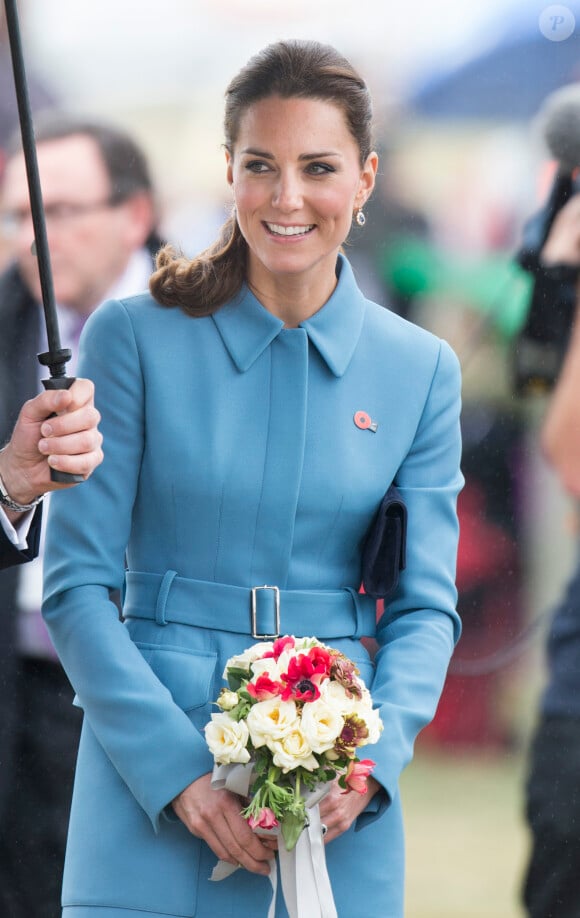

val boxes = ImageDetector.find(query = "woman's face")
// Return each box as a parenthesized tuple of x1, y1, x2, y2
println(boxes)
(226, 95, 377, 289)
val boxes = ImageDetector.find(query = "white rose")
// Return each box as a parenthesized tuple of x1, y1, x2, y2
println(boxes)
(349, 687, 373, 716)
(358, 685, 373, 706)
(216, 689, 239, 712)
(300, 698, 344, 753)
(272, 646, 296, 676)
(249, 655, 283, 681)
(204, 713, 251, 764)
(352, 704, 383, 746)
(321, 679, 357, 714)
(223, 642, 274, 678)
(246, 698, 299, 747)
(268, 729, 319, 773)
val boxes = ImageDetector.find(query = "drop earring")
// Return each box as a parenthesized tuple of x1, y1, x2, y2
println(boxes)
(355, 208, 366, 227)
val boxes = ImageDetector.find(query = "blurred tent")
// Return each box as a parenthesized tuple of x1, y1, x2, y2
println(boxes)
(408, 4, 580, 120)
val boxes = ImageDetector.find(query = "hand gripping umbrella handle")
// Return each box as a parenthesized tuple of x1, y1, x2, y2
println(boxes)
(39, 354, 84, 485)
(4, 0, 81, 483)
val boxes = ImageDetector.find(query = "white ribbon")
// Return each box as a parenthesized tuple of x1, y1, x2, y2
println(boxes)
(209, 763, 338, 918)
(211, 761, 255, 797)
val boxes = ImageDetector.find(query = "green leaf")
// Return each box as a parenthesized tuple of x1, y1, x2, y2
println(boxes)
(227, 668, 250, 691)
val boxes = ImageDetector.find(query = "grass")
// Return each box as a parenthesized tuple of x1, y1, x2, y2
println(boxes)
(400, 744, 529, 918)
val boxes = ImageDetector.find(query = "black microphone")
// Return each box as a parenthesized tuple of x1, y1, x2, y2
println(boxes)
(541, 83, 580, 174)
(519, 84, 580, 262)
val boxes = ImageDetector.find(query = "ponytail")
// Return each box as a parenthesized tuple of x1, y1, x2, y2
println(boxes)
(149, 213, 247, 316)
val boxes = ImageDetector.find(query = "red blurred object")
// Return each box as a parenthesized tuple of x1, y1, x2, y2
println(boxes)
(421, 478, 521, 749)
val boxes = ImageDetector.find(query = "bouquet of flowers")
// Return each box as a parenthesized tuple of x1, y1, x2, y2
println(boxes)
(204, 634, 383, 852)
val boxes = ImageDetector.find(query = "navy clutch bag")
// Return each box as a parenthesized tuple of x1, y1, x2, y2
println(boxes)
(361, 484, 407, 599)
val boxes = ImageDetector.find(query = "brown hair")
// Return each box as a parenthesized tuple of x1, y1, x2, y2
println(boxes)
(149, 39, 374, 316)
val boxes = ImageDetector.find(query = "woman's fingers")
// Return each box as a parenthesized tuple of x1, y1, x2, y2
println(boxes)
(221, 808, 273, 874)
(172, 776, 274, 875)
(318, 777, 380, 843)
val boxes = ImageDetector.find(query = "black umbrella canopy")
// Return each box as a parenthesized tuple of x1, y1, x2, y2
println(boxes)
(409, 5, 580, 120)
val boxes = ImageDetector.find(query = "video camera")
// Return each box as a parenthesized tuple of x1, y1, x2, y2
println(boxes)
(513, 174, 580, 394)
(513, 85, 580, 395)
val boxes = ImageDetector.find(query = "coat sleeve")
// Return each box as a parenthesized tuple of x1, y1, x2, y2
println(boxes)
(42, 299, 212, 832)
(360, 337, 463, 822)
(0, 504, 42, 569)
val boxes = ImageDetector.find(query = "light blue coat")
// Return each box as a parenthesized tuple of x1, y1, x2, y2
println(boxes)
(43, 254, 463, 918)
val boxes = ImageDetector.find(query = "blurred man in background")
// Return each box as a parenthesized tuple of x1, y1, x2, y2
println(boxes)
(0, 112, 161, 917)
(520, 193, 580, 917)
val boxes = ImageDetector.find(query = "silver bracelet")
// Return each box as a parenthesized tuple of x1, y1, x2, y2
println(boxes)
(0, 469, 44, 513)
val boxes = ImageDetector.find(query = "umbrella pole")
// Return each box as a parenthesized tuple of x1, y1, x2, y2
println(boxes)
(4, 0, 82, 482)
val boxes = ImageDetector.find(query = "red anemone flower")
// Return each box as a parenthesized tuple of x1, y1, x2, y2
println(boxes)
(280, 651, 328, 702)
(247, 673, 284, 701)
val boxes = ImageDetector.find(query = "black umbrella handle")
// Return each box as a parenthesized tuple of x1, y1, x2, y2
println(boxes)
(39, 350, 84, 484)
(5, 0, 81, 484)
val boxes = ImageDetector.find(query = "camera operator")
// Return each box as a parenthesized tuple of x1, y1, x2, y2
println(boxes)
(521, 193, 580, 917)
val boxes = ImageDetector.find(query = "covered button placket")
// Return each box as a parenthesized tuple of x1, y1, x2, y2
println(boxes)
(249, 328, 308, 637)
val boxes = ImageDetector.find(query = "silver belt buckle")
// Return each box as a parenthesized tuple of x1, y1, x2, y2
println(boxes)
(250, 585, 281, 639)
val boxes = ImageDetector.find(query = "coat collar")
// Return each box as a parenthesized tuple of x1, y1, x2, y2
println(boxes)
(212, 254, 366, 378)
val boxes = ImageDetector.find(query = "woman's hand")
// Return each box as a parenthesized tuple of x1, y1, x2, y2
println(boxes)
(171, 773, 276, 875)
(318, 775, 380, 843)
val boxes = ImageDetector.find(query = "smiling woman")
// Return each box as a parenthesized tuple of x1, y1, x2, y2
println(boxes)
(223, 94, 377, 325)
(42, 38, 463, 918)
(150, 39, 377, 321)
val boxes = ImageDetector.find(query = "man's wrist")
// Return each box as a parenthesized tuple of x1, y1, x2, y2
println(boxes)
(0, 449, 44, 511)
(0, 500, 34, 537)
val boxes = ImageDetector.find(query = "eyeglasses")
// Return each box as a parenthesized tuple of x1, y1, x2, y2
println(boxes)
(0, 198, 120, 236)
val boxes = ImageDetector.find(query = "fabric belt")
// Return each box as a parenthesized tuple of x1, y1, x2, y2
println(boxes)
(123, 570, 377, 640)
